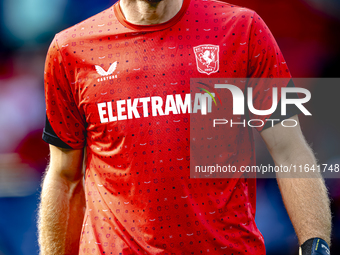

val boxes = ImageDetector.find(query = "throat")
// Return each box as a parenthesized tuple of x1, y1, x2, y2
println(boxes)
(119, 0, 183, 25)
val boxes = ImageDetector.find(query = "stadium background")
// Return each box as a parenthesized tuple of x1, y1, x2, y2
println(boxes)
(0, 0, 339, 254)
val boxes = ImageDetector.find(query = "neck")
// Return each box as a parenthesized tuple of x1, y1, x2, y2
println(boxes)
(119, 0, 183, 25)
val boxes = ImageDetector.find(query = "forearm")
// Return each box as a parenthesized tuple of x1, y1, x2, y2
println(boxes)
(275, 146, 331, 245)
(38, 167, 85, 255)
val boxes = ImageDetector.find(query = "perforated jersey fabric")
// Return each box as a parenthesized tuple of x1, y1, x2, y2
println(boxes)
(43, 0, 291, 254)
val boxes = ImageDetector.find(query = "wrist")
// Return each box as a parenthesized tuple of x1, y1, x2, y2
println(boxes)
(300, 238, 330, 255)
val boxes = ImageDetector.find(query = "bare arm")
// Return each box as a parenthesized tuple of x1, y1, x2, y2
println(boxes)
(38, 145, 85, 255)
(261, 115, 331, 245)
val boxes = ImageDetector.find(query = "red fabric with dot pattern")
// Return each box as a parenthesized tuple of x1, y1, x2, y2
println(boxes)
(44, 0, 291, 254)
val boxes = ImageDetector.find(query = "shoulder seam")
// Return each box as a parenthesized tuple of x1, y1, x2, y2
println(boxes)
(53, 35, 80, 109)
(54, 35, 72, 88)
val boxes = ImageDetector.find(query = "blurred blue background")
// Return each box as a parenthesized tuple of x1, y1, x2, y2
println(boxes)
(0, 0, 339, 254)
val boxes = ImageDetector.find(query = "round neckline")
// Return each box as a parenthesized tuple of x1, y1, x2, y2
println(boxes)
(114, 0, 191, 32)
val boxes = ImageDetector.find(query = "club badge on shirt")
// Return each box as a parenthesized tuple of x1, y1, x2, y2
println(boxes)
(193, 44, 219, 75)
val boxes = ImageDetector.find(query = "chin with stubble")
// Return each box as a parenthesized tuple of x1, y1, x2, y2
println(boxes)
(143, 0, 164, 3)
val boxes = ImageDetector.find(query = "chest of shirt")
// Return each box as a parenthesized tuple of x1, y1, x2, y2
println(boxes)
(64, 35, 247, 121)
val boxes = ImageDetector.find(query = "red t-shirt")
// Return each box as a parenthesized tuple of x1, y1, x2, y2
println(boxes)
(43, 0, 291, 254)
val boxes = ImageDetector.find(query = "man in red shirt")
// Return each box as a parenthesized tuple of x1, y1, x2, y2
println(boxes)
(38, 0, 331, 254)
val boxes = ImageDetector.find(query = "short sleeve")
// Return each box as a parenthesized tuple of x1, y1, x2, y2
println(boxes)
(247, 12, 299, 132)
(43, 35, 86, 149)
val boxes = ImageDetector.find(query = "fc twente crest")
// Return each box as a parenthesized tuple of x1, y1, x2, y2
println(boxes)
(193, 44, 219, 75)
